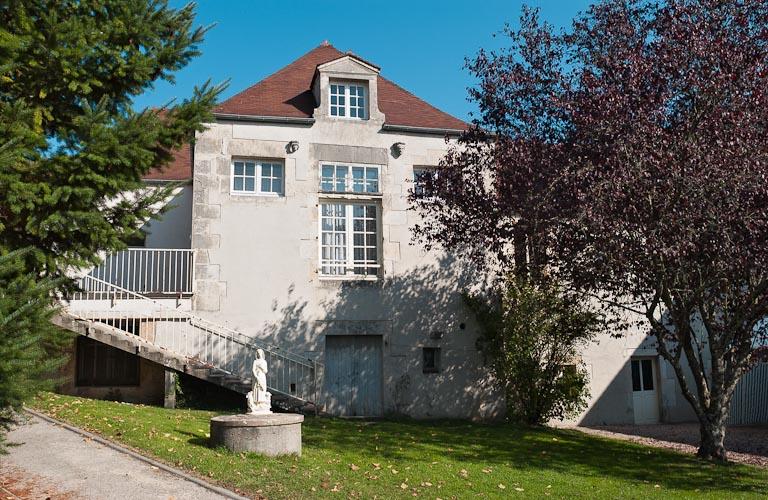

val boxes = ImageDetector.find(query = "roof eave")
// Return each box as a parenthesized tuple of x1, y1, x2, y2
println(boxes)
(381, 123, 465, 136)
(213, 113, 315, 125)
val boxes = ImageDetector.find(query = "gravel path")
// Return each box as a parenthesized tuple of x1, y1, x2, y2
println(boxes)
(574, 424, 768, 467)
(0, 413, 239, 499)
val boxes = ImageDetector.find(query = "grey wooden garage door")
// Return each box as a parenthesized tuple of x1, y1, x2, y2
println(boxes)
(324, 335, 383, 417)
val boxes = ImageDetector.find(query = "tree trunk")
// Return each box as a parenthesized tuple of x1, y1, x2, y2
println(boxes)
(697, 416, 727, 462)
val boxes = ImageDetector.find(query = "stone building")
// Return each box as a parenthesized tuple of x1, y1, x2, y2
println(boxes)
(58, 43, 767, 425)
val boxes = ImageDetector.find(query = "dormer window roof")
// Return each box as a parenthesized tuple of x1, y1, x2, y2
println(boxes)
(214, 43, 466, 132)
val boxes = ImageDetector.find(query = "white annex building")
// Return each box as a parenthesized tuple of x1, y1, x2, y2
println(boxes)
(57, 43, 768, 425)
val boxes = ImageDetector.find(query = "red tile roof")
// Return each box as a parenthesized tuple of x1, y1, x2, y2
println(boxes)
(144, 142, 192, 181)
(215, 44, 466, 131)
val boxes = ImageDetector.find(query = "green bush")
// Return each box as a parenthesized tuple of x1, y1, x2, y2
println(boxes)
(466, 276, 599, 424)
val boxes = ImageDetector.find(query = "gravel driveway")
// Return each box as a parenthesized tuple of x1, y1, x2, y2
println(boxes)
(575, 424, 768, 467)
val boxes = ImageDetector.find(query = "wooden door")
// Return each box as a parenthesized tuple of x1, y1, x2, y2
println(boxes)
(324, 335, 383, 416)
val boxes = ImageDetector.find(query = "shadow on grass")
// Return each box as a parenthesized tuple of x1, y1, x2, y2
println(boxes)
(300, 417, 766, 495)
(176, 429, 210, 448)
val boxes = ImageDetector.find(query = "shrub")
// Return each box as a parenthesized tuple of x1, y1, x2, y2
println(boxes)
(466, 276, 599, 424)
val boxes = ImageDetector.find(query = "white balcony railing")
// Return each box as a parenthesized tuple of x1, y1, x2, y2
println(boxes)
(83, 248, 193, 296)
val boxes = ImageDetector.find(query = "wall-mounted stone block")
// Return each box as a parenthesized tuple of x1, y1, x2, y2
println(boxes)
(193, 203, 221, 220)
(192, 233, 220, 249)
(228, 139, 286, 159)
(384, 241, 401, 261)
(310, 143, 388, 166)
(196, 137, 222, 155)
(195, 264, 220, 281)
(383, 210, 407, 226)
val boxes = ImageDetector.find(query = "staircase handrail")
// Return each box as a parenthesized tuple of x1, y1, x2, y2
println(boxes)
(67, 275, 319, 369)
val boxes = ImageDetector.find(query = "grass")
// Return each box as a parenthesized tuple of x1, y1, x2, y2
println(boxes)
(28, 392, 768, 499)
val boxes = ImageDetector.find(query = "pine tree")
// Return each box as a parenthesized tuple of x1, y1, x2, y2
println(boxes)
(0, 248, 71, 451)
(0, 0, 224, 273)
(0, 0, 224, 446)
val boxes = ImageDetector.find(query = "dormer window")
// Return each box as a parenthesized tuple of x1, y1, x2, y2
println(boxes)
(330, 81, 367, 119)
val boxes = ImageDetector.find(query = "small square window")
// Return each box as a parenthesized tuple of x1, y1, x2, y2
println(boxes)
(329, 81, 367, 120)
(423, 347, 440, 374)
(231, 160, 284, 196)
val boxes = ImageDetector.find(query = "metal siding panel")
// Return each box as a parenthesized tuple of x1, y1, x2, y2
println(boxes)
(728, 362, 768, 425)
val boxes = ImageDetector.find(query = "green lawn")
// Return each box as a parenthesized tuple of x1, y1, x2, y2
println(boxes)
(29, 393, 767, 499)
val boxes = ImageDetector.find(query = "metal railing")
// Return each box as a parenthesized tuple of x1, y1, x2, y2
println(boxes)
(64, 275, 320, 406)
(85, 248, 193, 296)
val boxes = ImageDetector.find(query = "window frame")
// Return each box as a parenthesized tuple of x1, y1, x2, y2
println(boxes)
(317, 201, 381, 280)
(329, 81, 368, 120)
(320, 162, 381, 194)
(422, 347, 441, 374)
(412, 166, 439, 199)
(631, 358, 656, 392)
(230, 158, 285, 197)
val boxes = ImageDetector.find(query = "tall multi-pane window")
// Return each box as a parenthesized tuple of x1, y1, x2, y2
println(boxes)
(329, 82, 367, 119)
(231, 160, 283, 196)
(320, 203, 379, 277)
(320, 163, 379, 193)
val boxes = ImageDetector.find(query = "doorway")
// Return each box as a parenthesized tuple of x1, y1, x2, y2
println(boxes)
(324, 335, 383, 416)
(631, 357, 660, 424)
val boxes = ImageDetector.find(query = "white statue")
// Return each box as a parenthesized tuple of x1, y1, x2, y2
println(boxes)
(246, 349, 272, 415)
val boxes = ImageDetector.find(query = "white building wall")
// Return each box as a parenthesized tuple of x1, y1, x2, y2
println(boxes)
(189, 120, 705, 423)
(142, 185, 193, 249)
(574, 330, 698, 426)
(191, 117, 503, 420)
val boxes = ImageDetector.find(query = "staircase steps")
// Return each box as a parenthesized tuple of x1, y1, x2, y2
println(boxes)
(54, 310, 318, 414)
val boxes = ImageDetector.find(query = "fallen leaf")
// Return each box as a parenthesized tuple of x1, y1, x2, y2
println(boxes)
(515, 487, 524, 492)
(498, 484, 506, 489)
(350, 464, 360, 471)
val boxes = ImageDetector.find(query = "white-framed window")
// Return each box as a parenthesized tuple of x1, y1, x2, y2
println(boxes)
(320, 163, 380, 194)
(319, 202, 379, 278)
(413, 167, 438, 198)
(231, 159, 284, 196)
(329, 82, 367, 119)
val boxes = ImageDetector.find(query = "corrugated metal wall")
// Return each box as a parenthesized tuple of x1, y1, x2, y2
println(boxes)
(728, 362, 768, 426)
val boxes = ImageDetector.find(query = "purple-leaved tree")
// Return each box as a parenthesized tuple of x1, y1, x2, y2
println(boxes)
(412, 0, 768, 461)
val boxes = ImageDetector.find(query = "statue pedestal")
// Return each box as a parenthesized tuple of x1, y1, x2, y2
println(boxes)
(209, 413, 304, 456)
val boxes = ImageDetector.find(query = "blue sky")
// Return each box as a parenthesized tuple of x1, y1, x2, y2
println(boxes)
(135, 1, 594, 122)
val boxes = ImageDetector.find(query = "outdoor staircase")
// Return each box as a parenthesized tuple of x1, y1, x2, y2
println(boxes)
(57, 274, 321, 414)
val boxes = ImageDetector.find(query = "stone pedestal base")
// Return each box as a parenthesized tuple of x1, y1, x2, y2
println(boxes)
(209, 413, 304, 456)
